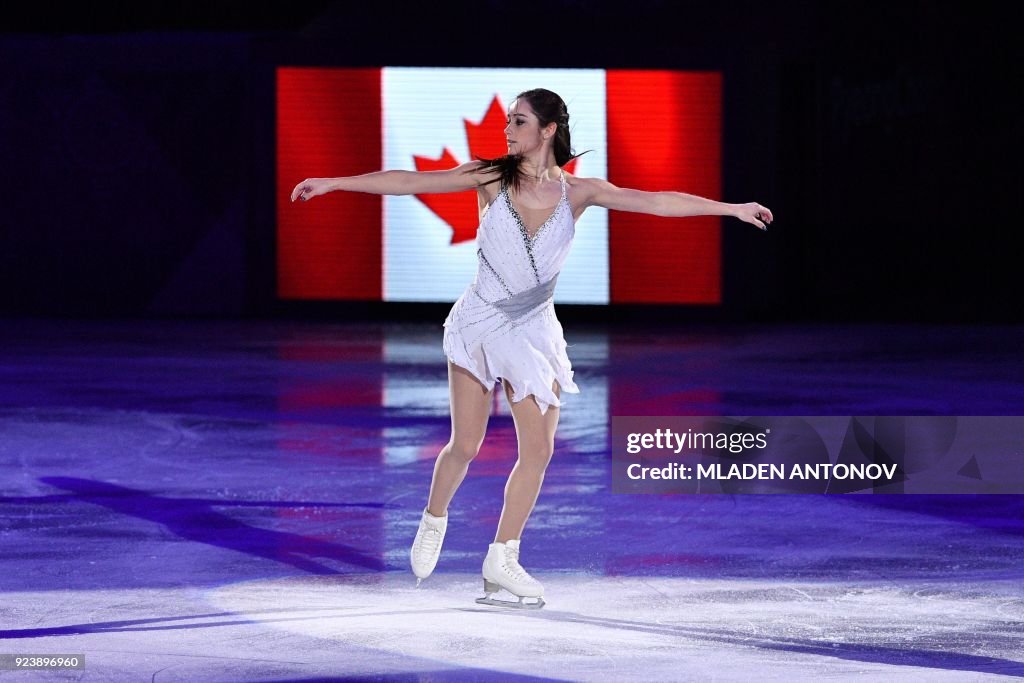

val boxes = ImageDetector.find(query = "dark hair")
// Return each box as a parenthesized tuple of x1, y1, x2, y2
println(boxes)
(466, 88, 590, 194)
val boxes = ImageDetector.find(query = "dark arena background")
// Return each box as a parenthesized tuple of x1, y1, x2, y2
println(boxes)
(1, 2, 1022, 681)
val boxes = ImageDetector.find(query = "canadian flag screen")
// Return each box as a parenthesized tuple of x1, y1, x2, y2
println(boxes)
(277, 67, 721, 305)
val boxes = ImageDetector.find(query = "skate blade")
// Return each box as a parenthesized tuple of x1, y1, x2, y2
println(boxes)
(475, 595, 545, 610)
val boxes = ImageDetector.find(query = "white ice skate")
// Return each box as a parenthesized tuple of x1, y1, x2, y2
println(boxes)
(410, 508, 447, 587)
(475, 539, 545, 609)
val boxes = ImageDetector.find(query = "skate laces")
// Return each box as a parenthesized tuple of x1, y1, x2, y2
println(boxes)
(415, 526, 442, 561)
(501, 545, 533, 583)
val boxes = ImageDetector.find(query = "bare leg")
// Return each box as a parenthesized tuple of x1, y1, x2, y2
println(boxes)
(494, 380, 561, 543)
(425, 361, 494, 517)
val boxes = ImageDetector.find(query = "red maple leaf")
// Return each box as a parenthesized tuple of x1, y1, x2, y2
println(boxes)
(413, 95, 579, 245)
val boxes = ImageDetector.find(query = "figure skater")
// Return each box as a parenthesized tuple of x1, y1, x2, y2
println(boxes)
(291, 88, 772, 608)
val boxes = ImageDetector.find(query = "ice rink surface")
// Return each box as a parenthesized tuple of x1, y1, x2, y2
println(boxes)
(1, 320, 1022, 681)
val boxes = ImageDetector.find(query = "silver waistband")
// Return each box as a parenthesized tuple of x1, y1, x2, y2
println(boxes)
(484, 275, 558, 320)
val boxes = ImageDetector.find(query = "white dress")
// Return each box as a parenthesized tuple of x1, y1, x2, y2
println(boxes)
(443, 169, 580, 415)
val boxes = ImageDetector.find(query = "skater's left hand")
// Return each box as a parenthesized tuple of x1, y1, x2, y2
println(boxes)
(733, 202, 773, 231)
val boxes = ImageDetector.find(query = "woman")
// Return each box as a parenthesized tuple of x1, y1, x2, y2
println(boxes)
(291, 88, 773, 609)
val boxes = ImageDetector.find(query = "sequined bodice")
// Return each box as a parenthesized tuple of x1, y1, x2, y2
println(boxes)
(443, 169, 580, 414)
(473, 170, 575, 301)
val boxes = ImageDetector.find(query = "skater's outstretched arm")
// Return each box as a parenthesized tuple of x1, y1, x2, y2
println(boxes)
(577, 176, 773, 231)
(290, 161, 490, 203)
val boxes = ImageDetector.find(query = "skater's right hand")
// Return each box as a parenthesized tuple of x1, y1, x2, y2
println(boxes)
(291, 178, 332, 203)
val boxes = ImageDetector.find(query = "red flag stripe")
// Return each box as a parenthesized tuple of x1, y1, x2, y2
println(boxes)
(277, 68, 382, 300)
(606, 70, 721, 304)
